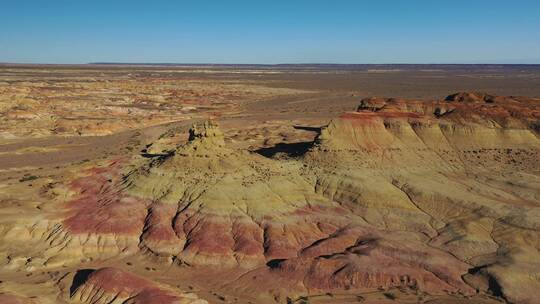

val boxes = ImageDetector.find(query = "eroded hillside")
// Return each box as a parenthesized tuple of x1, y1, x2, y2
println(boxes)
(1, 89, 539, 303)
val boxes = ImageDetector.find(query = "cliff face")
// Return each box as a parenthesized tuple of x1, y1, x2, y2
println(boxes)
(1, 93, 539, 304)
(318, 93, 539, 158)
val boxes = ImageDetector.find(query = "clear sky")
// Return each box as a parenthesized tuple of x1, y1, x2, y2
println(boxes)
(1, 0, 539, 64)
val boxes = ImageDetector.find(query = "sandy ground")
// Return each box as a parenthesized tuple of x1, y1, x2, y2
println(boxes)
(0, 64, 539, 304)
(2, 64, 539, 171)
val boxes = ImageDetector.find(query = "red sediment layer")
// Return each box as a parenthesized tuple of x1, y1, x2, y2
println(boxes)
(352, 93, 540, 124)
(182, 215, 236, 256)
(340, 111, 422, 120)
(271, 228, 475, 294)
(231, 220, 264, 256)
(142, 203, 179, 242)
(63, 160, 148, 235)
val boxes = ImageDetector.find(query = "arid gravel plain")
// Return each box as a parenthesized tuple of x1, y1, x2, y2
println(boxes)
(1, 64, 540, 304)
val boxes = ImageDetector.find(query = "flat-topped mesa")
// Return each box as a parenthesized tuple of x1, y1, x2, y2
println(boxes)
(355, 93, 540, 123)
(310, 93, 540, 172)
(314, 97, 426, 153)
(356, 96, 448, 117)
(445, 91, 502, 103)
(443, 92, 540, 128)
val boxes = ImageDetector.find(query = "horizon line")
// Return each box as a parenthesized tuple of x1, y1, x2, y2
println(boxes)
(1, 62, 540, 66)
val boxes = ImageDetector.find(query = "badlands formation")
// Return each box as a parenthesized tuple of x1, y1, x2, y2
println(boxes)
(0, 66, 540, 304)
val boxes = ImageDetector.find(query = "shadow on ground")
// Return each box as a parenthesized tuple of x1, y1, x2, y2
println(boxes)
(70, 269, 94, 296)
(255, 141, 313, 158)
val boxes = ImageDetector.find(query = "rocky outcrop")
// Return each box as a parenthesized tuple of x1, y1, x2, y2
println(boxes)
(127, 121, 340, 266)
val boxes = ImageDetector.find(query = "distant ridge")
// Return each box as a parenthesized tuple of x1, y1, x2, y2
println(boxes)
(86, 63, 540, 71)
(89, 63, 540, 67)
(1, 62, 539, 73)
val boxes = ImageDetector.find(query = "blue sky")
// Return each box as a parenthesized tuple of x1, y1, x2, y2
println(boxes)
(1, 1, 539, 64)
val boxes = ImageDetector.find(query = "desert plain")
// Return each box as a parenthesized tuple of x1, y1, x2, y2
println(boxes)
(0, 64, 539, 304)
